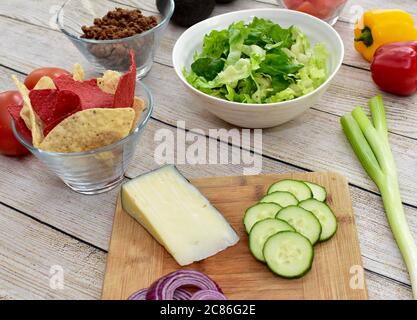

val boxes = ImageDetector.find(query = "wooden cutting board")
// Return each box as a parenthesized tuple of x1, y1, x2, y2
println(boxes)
(102, 172, 367, 300)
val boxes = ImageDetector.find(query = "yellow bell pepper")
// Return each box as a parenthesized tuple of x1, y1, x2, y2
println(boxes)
(354, 9, 417, 62)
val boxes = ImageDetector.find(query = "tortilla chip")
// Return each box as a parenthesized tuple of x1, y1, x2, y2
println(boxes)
(20, 104, 32, 130)
(34, 76, 56, 90)
(97, 70, 122, 94)
(12, 76, 44, 147)
(29, 89, 82, 135)
(8, 104, 32, 143)
(131, 96, 146, 132)
(54, 75, 114, 109)
(93, 151, 117, 169)
(39, 108, 135, 153)
(73, 63, 85, 81)
(113, 50, 136, 108)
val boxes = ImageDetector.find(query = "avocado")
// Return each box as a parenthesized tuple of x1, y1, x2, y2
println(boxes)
(158, 0, 216, 27)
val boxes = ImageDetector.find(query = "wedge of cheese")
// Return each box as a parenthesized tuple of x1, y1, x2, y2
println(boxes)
(121, 165, 239, 266)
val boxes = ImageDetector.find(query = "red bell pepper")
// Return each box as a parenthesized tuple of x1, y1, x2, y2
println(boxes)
(371, 41, 417, 96)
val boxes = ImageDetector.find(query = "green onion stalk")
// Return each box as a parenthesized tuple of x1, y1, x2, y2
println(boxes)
(341, 95, 417, 299)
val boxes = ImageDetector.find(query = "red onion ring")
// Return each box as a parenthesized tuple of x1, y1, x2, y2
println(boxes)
(128, 287, 193, 300)
(173, 288, 193, 300)
(191, 290, 227, 300)
(128, 288, 147, 300)
(146, 270, 222, 300)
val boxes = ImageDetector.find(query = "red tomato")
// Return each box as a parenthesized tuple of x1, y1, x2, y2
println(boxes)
(308, 0, 346, 19)
(295, 1, 320, 17)
(0, 91, 29, 156)
(308, 0, 332, 19)
(24, 67, 71, 90)
(283, 0, 304, 9)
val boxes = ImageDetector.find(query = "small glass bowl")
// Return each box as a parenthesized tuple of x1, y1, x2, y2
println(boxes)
(12, 82, 153, 195)
(279, 0, 348, 26)
(57, 0, 174, 78)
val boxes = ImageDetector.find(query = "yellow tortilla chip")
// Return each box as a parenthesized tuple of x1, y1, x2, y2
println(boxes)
(39, 108, 135, 153)
(20, 76, 55, 129)
(12, 76, 44, 147)
(93, 151, 117, 169)
(73, 63, 85, 81)
(34, 76, 56, 90)
(97, 70, 121, 94)
(20, 104, 32, 130)
(131, 96, 146, 132)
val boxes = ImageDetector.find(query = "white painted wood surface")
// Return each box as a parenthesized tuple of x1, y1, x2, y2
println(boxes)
(0, 0, 416, 299)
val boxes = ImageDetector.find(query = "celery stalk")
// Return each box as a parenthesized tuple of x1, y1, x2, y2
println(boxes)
(341, 96, 417, 299)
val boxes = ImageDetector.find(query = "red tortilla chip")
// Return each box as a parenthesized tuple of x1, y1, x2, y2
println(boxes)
(8, 104, 32, 143)
(54, 76, 114, 109)
(29, 89, 58, 125)
(29, 89, 82, 135)
(113, 50, 136, 108)
(43, 112, 75, 136)
(55, 90, 82, 118)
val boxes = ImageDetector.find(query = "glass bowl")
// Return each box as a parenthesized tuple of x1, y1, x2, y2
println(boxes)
(57, 0, 175, 78)
(12, 82, 153, 195)
(279, 0, 348, 26)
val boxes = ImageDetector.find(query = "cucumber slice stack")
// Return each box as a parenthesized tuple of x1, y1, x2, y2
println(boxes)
(244, 178, 338, 279)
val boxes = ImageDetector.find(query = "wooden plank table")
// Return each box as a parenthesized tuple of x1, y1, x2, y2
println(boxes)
(0, 0, 415, 300)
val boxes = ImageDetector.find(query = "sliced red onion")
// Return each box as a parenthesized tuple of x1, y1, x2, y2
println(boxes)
(173, 288, 192, 300)
(127, 287, 192, 300)
(191, 290, 227, 300)
(146, 270, 222, 300)
(128, 288, 147, 300)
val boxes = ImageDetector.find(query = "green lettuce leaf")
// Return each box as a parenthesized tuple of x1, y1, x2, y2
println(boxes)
(225, 21, 249, 67)
(183, 18, 329, 104)
(242, 44, 266, 70)
(191, 57, 225, 81)
(258, 51, 304, 76)
(201, 29, 229, 59)
(215, 58, 252, 88)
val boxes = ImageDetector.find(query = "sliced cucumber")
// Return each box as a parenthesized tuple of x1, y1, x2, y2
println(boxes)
(244, 203, 281, 233)
(299, 199, 337, 241)
(304, 181, 327, 202)
(249, 218, 295, 262)
(276, 206, 322, 245)
(260, 191, 298, 208)
(263, 231, 314, 278)
(268, 179, 312, 201)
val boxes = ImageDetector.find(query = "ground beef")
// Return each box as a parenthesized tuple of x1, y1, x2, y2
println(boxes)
(81, 8, 158, 40)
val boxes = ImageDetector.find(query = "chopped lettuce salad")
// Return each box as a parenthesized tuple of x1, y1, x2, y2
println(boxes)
(183, 18, 329, 104)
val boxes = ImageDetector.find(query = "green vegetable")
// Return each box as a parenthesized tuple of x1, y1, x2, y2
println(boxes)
(341, 95, 417, 299)
(191, 57, 225, 81)
(260, 191, 298, 208)
(183, 18, 329, 104)
(263, 231, 314, 278)
(249, 218, 294, 262)
(202, 29, 229, 59)
(276, 206, 322, 245)
(243, 202, 281, 233)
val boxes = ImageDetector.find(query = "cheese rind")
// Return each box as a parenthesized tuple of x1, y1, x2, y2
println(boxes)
(121, 165, 239, 266)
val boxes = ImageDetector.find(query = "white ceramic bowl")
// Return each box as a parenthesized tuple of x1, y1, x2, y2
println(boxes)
(172, 8, 344, 128)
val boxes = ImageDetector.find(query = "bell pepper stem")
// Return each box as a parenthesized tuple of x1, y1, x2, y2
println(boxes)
(354, 27, 373, 47)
